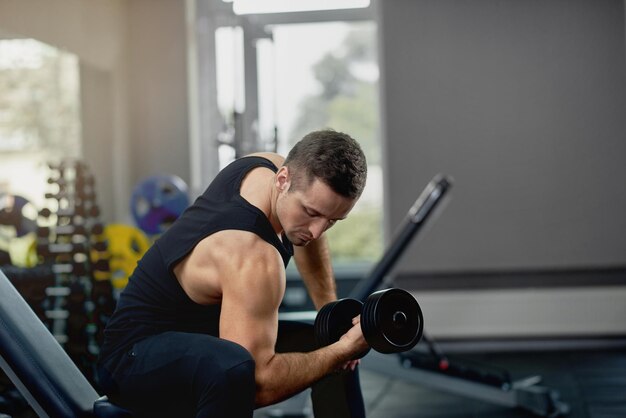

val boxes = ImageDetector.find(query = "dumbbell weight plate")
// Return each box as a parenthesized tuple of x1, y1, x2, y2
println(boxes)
(362, 288, 423, 354)
(314, 298, 370, 358)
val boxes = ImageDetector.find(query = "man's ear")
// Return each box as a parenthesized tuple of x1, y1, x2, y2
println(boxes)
(276, 166, 290, 192)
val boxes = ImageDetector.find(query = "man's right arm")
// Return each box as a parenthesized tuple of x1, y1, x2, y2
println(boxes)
(217, 234, 368, 407)
(252, 328, 364, 406)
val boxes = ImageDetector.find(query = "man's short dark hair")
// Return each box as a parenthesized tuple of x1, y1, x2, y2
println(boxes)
(284, 129, 367, 199)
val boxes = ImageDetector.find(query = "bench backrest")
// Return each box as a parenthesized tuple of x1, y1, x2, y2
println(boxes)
(0, 268, 100, 417)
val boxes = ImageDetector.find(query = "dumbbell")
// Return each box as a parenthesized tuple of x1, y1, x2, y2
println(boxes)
(314, 288, 423, 357)
(37, 223, 105, 239)
(37, 242, 88, 257)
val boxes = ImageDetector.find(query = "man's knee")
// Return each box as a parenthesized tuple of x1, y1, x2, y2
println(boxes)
(195, 339, 255, 394)
(222, 358, 256, 390)
(195, 344, 256, 417)
(215, 343, 255, 395)
(207, 338, 255, 373)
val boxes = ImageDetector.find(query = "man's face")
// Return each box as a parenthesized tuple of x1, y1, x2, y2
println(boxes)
(275, 169, 356, 246)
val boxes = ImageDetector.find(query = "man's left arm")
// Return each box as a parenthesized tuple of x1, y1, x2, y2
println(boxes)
(294, 234, 337, 310)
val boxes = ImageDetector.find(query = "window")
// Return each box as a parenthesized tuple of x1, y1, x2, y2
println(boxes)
(0, 37, 81, 208)
(259, 22, 382, 262)
(215, 26, 245, 170)
(192, 1, 381, 263)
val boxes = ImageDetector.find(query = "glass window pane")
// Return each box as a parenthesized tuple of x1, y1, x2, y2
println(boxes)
(215, 26, 245, 169)
(0, 37, 81, 208)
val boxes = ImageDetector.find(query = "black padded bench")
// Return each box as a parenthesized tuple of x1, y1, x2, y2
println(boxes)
(0, 268, 131, 417)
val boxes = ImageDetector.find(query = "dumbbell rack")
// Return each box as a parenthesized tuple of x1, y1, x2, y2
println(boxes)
(36, 160, 115, 383)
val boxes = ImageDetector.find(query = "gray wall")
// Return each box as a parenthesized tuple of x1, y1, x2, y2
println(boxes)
(127, 0, 191, 188)
(380, 0, 626, 274)
(80, 64, 116, 223)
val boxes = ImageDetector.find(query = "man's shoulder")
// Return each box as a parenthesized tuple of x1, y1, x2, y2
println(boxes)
(246, 152, 285, 168)
(199, 230, 282, 265)
(202, 230, 285, 291)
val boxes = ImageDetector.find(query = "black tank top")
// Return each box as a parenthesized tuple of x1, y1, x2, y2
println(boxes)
(99, 156, 293, 363)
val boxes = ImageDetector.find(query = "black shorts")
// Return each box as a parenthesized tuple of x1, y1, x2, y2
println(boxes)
(97, 321, 364, 418)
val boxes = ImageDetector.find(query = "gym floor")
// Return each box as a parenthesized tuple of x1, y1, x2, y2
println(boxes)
(257, 342, 626, 418)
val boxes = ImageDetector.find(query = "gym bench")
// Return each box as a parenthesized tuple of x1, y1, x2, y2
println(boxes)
(0, 268, 131, 417)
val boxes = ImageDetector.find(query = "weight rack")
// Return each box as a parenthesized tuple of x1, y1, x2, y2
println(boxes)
(35, 160, 116, 383)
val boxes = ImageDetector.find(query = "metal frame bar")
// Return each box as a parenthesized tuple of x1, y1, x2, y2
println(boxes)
(361, 352, 570, 417)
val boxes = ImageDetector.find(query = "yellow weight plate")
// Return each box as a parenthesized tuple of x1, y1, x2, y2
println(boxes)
(102, 224, 151, 289)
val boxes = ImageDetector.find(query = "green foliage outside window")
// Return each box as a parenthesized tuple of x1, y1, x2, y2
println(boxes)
(0, 38, 80, 155)
(326, 207, 382, 263)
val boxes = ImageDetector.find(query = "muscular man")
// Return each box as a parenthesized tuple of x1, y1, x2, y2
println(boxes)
(97, 129, 370, 417)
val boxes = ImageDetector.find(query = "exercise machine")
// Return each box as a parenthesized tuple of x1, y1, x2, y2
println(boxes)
(354, 174, 569, 417)
(270, 174, 569, 417)
(0, 268, 131, 417)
